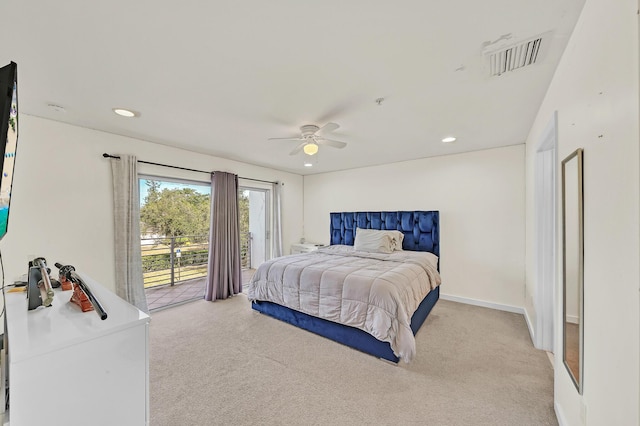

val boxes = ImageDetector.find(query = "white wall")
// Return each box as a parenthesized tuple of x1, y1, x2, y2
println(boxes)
(0, 115, 304, 293)
(303, 145, 526, 309)
(524, 0, 639, 424)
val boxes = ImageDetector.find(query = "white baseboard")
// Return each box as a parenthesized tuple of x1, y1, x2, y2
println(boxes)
(546, 351, 555, 368)
(439, 293, 525, 315)
(554, 401, 568, 426)
(524, 308, 535, 344)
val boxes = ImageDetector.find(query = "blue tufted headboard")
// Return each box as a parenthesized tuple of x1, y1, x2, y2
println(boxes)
(329, 211, 439, 257)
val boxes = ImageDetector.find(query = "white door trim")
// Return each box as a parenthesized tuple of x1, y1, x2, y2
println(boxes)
(534, 111, 558, 352)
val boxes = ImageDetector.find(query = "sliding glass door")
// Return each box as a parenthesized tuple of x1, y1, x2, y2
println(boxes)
(239, 185, 271, 285)
(138, 176, 274, 309)
(139, 176, 211, 310)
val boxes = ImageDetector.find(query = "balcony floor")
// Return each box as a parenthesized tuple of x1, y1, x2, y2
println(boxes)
(146, 269, 256, 311)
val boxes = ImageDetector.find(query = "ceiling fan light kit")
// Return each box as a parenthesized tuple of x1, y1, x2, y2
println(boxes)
(268, 122, 348, 160)
(303, 143, 318, 155)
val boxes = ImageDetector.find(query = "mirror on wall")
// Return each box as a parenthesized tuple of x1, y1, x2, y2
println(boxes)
(561, 148, 584, 394)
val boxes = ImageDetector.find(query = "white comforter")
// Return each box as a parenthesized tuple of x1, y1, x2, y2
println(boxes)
(247, 245, 441, 362)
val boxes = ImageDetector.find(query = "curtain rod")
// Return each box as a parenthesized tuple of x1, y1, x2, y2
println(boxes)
(102, 153, 279, 185)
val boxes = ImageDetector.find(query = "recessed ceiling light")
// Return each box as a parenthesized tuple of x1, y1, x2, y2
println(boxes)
(442, 136, 457, 143)
(113, 108, 139, 118)
(303, 162, 313, 167)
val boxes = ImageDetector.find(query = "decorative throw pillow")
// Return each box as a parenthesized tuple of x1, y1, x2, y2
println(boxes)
(387, 230, 404, 251)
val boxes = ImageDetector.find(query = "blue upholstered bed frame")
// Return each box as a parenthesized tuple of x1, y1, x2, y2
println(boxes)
(251, 211, 440, 362)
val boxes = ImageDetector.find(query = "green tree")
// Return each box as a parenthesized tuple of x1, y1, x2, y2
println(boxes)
(239, 191, 249, 237)
(140, 180, 251, 247)
(140, 181, 210, 244)
(145, 180, 161, 204)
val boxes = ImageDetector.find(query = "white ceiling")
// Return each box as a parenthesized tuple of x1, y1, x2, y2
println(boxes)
(1, 1, 585, 175)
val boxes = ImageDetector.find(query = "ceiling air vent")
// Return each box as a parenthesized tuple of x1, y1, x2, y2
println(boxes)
(484, 33, 550, 77)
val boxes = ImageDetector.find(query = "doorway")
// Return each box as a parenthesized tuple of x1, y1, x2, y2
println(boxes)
(138, 176, 211, 310)
(138, 177, 272, 309)
(534, 112, 558, 352)
(239, 185, 271, 286)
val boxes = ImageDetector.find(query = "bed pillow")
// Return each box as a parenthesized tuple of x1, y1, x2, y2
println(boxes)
(366, 229, 404, 251)
(387, 230, 404, 251)
(354, 228, 394, 253)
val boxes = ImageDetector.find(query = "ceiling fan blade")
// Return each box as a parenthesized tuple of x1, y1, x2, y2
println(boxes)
(289, 142, 307, 155)
(316, 138, 347, 149)
(316, 122, 340, 136)
(316, 96, 367, 123)
(268, 137, 303, 141)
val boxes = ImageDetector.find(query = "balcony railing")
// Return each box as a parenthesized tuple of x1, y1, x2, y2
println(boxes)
(142, 233, 252, 289)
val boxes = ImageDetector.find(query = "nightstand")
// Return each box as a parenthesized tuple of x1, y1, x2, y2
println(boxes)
(290, 243, 323, 254)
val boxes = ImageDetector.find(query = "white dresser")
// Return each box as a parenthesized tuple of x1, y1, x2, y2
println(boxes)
(290, 243, 324, 255)
(3, 273, 150, 426)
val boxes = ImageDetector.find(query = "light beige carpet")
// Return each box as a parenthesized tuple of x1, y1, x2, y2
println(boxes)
(149, 295, 556, 426)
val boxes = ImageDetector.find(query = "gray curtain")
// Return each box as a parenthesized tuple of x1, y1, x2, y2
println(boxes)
(110, 155, 149, 312)
(272, 181, 283, 258)
(205, 171, 242, 301)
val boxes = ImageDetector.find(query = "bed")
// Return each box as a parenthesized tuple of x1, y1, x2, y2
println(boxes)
(247, 210, 440, 363)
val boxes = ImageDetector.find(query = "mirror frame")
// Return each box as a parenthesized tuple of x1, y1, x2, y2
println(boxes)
(561, 148, 584, 394)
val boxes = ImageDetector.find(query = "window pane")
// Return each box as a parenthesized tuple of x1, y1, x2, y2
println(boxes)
(140, 177, 211, 310)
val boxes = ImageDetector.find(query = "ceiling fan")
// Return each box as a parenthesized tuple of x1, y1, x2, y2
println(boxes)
(268, 123, 347, 155)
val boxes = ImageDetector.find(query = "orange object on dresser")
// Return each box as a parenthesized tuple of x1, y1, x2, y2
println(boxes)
(70, 283, 94, 312)
(59, 274, 73, 291)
